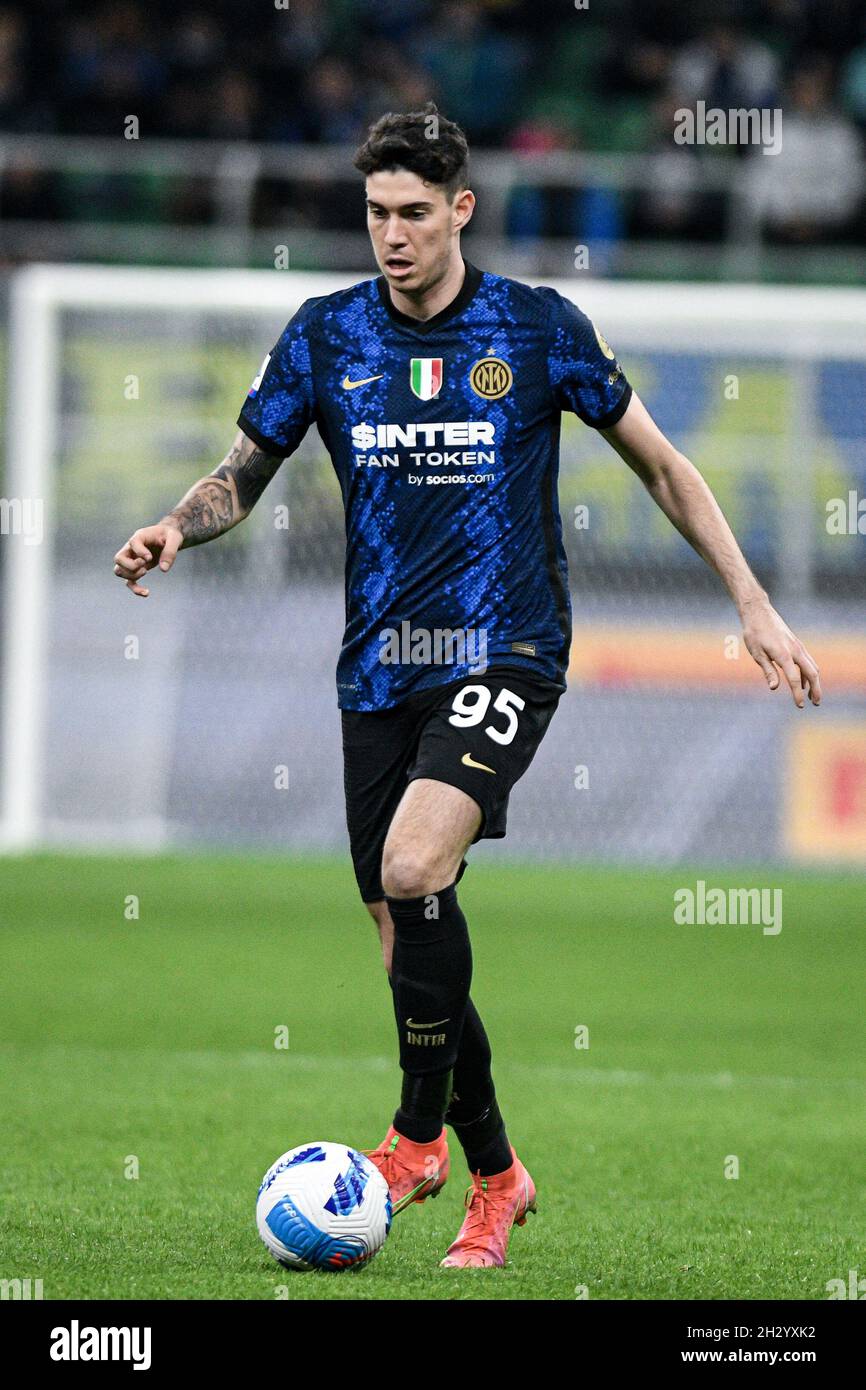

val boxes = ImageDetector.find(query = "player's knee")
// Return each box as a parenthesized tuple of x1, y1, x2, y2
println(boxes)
(380, 846, 447, 900)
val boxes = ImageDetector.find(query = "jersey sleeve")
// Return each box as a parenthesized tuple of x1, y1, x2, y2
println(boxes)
(544, 291, 632, 429)
(236, 302, 317, 457)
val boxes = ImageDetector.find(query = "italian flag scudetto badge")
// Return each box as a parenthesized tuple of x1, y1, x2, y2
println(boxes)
(410, 357, 443, 400)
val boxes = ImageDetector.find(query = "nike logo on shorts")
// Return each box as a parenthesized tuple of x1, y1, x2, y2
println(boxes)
(461, 752, 496, 774)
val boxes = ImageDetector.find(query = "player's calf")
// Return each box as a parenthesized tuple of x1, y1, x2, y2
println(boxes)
(386, 882, 471, 1132)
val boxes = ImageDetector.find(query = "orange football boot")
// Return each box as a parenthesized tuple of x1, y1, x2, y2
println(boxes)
(440, 1148, 536, 1268)
(364, 1125, 449, 1214)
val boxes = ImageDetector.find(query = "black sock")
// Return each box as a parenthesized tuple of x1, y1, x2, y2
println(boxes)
(394, 1070, 452, 1144)
(450, 997, 494, 1113)
(384, 980, 450, 1142)
(449, 1098, 512, 1176)
(446, 999, 513, 1176)
(387, 882, 471, 1139)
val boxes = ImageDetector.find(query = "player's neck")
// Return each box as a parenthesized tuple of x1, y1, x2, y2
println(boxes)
(387, 254, 466, 323)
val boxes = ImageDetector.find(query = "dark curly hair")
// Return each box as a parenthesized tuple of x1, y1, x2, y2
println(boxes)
(353, 103, 470, 200)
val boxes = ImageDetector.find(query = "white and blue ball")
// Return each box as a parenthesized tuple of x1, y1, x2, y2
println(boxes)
(256, 1141, 392, 1271)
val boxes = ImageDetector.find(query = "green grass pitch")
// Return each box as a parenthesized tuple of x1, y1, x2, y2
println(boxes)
(1, 853, 863, 1302)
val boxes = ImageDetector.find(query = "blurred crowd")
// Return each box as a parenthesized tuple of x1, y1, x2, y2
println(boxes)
(1, 0, 865, 248)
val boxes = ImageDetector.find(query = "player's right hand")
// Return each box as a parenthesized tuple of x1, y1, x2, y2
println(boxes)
(113, 523, 183, 598)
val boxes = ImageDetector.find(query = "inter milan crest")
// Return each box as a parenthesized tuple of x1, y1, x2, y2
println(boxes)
(410, 357, 443, 400)
(469, 356, 513, 400)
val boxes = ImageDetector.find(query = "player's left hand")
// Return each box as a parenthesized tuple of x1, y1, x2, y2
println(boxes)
(740, 597, 821, 708)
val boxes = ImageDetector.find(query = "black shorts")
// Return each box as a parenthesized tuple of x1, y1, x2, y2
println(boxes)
(341, 666, 563, 903)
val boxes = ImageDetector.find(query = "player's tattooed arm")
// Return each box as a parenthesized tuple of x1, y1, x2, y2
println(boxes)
(161, 430, 284, 546)
(113, 429, 284, 597)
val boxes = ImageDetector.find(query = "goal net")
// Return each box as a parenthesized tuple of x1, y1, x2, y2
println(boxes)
(2, 266, 865, 866)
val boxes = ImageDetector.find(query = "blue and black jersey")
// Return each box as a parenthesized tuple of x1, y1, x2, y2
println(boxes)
(238, 262, 631, 712)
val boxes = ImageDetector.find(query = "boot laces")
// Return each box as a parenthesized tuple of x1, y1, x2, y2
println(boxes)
(374, 1135, 407, 1186)
(458, 1172, 514, 1248)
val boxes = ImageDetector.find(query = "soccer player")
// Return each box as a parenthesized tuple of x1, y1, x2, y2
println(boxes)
(113, 106, 821, 1269)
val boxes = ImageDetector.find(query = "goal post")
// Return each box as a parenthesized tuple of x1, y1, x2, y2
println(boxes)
(0, 265, 353, 853)
(1, 264, 864, 860)
(2, 268, 60, 851)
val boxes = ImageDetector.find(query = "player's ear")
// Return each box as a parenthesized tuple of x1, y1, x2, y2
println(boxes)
(452, 187, 475, 233)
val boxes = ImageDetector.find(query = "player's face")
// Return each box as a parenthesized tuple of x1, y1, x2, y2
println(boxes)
(365, 169, 474, 297)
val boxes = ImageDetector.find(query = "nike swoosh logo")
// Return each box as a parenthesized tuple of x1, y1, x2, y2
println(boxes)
(405, 1018, 450, 1029)
(342, 373, 384, 390)
(461, 752, 496, 774)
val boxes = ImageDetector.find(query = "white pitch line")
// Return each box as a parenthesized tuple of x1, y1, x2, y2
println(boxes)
(3, 1043, 864, 1094)
(284, 1055, 866, 1095)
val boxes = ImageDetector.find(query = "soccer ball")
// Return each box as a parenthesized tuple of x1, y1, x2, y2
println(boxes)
(256, 1141, 392, 1271)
